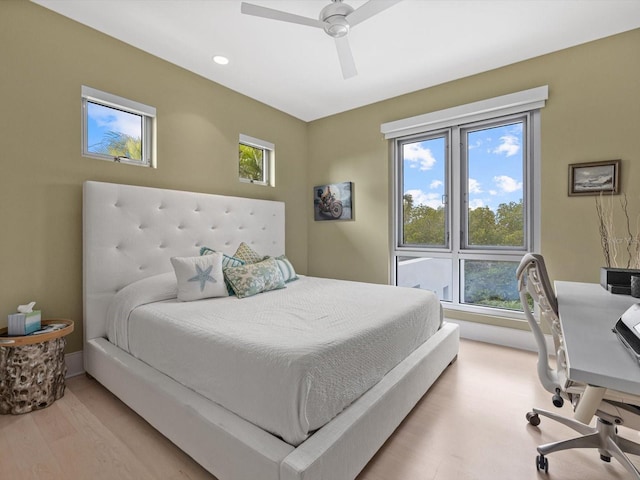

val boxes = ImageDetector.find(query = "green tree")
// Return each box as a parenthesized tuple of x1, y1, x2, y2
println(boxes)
(239, 144, 263, 181)
(495, 200, 524, 246)
(403, 193, 414, 224)
(94, 131, 142, 160)
(468, 206, 498, 245)
(403, 202, 446, 245)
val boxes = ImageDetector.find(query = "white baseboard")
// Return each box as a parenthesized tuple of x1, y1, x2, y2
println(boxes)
(65, 350, 85, 378)
(445, 318, 554, 353)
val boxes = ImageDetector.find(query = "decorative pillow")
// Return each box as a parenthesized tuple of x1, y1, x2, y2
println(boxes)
(200, 246, 245, 295)
(273, 255, 298, 283)
(199, 246, 242, 266)
(224, 257, 285, 299)
(170, 253, 228, 301)
(233, 242, 265, 264)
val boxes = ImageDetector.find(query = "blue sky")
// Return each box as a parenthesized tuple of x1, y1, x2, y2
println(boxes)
(87, 102, 142, 152)
(403, 122, 523, 212)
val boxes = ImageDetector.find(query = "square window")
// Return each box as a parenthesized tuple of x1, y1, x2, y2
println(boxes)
(82, 86, 156, 167)
(239, 134, 273, 186)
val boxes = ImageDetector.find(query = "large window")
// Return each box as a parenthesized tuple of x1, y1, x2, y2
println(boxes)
(383, 87, 546, 315)
(81, 86, 156, 167)
(239, 134, 274, 186)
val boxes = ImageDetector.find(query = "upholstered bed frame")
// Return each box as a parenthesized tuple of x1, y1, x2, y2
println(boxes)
(83, 180, 460, 480)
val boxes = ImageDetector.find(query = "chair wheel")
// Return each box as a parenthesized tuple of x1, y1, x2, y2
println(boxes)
(552, 392, 564, 408)
(537, 454, 549, 473)
(526, 411, 541, 426)
(600, 454, 611, 463)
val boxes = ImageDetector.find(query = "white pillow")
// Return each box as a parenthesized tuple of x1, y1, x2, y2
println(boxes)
(171, 253, 228, 301)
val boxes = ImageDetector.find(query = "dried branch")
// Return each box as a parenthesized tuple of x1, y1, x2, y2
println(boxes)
(595, 192, 621, 268)
(621, 194, 633, 268)
(595, 196, 611, 267)
(634, 212, 640, 269)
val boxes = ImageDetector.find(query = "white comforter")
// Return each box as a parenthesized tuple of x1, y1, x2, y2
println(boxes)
(107, 274, 442, 446)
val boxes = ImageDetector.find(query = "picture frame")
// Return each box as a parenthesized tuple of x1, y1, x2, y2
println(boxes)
(313, 181, 353, 221)
(568, 159, 620, 196)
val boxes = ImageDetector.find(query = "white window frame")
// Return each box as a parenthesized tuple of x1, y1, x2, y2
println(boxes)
(383, 87, 546, 317)
(239, 134, 274, 186)
(81, 85, 157, 167)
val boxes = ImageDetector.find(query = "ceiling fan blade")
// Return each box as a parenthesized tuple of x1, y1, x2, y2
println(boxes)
(335, 37, 357, 79)
(241, 2, 326, 29)
(346, 0, 403, 28)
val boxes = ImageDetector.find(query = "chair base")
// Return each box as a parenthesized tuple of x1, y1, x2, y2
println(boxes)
(531, 407, 640, 479)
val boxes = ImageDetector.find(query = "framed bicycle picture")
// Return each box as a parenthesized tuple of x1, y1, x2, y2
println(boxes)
(568, 159, 620, 196)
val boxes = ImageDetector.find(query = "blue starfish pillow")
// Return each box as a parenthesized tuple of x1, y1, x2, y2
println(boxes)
(170, 253, 228, 301)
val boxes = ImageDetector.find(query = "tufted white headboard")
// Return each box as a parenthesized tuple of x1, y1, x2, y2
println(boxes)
(83, 181, 285, 342)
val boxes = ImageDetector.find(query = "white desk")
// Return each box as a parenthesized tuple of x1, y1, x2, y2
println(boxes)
(556, 281, 640, 422)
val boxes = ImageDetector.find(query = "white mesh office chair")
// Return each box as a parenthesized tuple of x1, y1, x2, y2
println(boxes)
(517, 253, 640, 477)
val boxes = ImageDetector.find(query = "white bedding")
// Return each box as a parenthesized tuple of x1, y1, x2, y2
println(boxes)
(107, 275, 442, 446)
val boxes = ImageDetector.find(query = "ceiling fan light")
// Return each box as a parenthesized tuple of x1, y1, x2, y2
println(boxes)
(323, 16, 350, 38)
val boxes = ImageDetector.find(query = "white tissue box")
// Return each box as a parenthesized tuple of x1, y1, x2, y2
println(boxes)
(8, 310, 41, 336)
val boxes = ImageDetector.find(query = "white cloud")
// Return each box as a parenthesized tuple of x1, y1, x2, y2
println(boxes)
(468, 139, 483, 150)
(403, 143, 437, 171)
(492, 134, 520, 157)
(494, 175, 522, 193)
(468, 178, 482, 194)
(404, 189, 442, 209)
(489, 189, 498, 196)
(429, 179, 443, 189)
(469, 199, 485, 210)
(88, 103, 141, 138)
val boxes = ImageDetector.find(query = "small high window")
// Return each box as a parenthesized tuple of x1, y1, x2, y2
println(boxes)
(239, 134, 273, 186)
(81, 86, 156, 167)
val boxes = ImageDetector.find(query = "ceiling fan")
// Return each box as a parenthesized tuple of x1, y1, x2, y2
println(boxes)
(240, 0, 403, 79)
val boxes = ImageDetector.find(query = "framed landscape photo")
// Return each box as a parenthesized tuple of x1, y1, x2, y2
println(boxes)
(568, 159, 620, 196)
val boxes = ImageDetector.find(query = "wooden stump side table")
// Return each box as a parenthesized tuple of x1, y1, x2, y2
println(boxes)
(0, 319, 74, 414)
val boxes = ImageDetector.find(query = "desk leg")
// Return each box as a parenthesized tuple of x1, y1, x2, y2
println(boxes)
(574, 386, 606, 424)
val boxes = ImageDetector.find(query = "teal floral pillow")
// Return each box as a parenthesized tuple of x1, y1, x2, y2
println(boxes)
(224, 257, 285, 299)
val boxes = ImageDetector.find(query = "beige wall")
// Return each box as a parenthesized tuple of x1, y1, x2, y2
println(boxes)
(3, 1, 639, 351)
(307, 28, 640, 328)
(0, 1, 309, 352)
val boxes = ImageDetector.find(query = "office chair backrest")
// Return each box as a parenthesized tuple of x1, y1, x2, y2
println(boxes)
(517, 253, 569, 394)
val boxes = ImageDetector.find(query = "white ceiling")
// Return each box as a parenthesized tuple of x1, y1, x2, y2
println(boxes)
(33, 0, 640, 122)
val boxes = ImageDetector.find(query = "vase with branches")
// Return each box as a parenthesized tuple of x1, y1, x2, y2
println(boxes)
(595, 193, 640, 269)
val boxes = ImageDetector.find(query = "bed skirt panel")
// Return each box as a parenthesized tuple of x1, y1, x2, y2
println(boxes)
(280, 321, 459, 480)
(85, 338, 293, 480)
(84, 321, 459, 480)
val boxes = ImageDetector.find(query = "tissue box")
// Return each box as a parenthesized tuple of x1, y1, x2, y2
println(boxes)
(8, 310, 41, 336)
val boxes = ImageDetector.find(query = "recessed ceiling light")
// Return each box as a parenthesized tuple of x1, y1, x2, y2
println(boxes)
(213, 55, 229, 65)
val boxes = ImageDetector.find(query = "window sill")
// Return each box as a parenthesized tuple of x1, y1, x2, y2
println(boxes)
(442, 303, 527, 329)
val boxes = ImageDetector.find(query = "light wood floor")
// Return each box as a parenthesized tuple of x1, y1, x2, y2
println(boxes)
(1, 339, 637, 479)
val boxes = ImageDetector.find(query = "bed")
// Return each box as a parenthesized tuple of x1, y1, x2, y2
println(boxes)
(83, 180, 460, 480)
